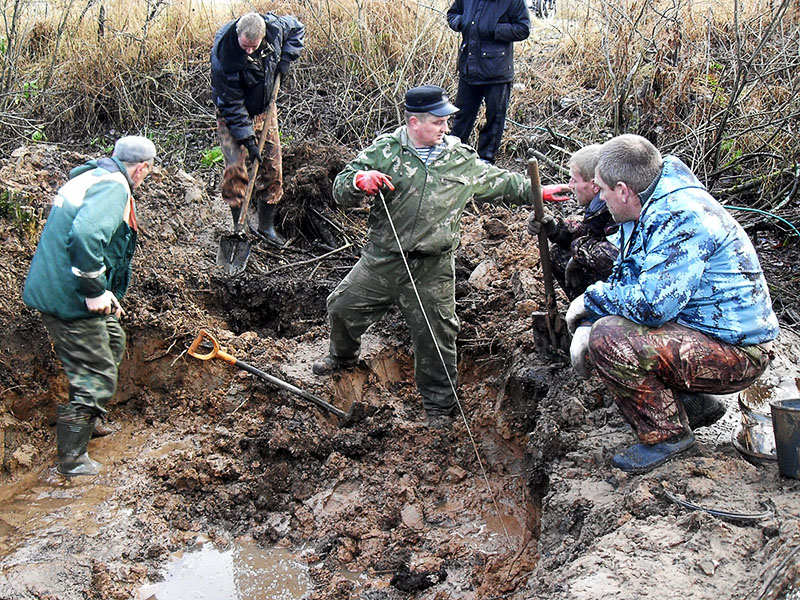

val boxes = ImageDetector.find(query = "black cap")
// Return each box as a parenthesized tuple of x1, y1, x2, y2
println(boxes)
(404, 85, 459, 117)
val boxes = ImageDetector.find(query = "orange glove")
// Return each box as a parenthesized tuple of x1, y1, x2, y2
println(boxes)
(542, 184, 571, 202)
(355, 170, 395, 195)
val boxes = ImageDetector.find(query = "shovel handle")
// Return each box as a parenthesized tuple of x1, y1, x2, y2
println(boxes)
(187, 329, 236, 364)
(236, 74, 281, 233)
(528, 158, 557, 306)
(187, 328, 346, 419)
(528, 159, 560, 351)
(233, 359, 347, 419)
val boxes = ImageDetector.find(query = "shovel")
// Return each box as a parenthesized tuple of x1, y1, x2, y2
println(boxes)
(188, 329, 350, 420)
(216, 75, 281, 275)
(528, 158, 570, 356)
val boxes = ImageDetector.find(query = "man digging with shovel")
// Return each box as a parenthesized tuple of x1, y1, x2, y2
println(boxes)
(312, 85, 533, 430)
(211, 11, 304, 247)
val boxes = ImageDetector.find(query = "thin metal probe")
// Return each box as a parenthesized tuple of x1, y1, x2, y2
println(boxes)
(377, 190, 512, 544)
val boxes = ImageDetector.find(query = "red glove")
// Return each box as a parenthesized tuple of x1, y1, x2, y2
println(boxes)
(355, 170, 395, 195)
(542, 184, 571, 202)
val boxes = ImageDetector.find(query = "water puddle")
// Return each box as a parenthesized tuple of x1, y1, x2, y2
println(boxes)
(136, 537, 311, 600)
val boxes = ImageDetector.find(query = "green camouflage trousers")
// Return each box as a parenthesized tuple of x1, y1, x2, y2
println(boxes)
(41, 313, 126, 415)
(326, 244, 459, 414)
(588, 316, 772, 444)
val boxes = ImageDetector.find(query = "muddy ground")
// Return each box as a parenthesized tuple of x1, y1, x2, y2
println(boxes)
(0, 140, 798, 600)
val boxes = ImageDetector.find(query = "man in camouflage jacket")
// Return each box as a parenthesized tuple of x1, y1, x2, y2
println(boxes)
(567, 134, 779, 473)
(528, 144, 619, 300)
(313, 86, 531, 429)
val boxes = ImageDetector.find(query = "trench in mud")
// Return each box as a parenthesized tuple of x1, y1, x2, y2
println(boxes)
(0, 280, 546, 598)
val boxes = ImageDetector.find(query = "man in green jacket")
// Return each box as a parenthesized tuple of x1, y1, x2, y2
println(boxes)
(313, 85, 531, 430)
(23, 136, 156, 476)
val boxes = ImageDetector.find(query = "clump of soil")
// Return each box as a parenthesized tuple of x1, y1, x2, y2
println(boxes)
(0, 143, 798, 600)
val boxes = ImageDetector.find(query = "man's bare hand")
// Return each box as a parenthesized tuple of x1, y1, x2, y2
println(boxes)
(85, 291, 125, 318)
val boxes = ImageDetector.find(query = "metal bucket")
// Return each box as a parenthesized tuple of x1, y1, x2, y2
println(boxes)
(770, 398, 800, 479)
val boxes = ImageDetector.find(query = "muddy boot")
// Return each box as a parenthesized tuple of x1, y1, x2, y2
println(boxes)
(91, 415, 116, 438)
(230, 204, 242, 228)
(427, 413, 453, 431)
(312, 355, 358, 376)
(611, 432, 696, 474)
(56, 405, 101, 477)
(676, 391, 726, 430)
(256, 202, 285, 247)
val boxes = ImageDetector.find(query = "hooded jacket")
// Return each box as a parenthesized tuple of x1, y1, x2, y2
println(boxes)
(210, 13, 304, 142)
(333, 126, 530, 255)
(447, 0, 530, 85)
(23, 158, 138, 321)
(583, 156, 779, 346)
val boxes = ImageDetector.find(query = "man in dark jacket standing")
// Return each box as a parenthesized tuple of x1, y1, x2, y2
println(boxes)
(447, 0, 530, 163)
(23, 136, 156, 476)
(211, 11, 304, 245)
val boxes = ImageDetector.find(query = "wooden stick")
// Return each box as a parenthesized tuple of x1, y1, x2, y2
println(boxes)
(260, 242, 354, 276)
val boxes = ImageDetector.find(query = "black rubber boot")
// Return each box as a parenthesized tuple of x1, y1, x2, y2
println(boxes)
(56, 405, 101, 477)
(427, 413, 453, 430)
(230, 204, 242, 229)
(256, 202, 286, 247)
(312, 355, 358, 376)
(677, 391, 726, 430)
(611, 432, 696, 473)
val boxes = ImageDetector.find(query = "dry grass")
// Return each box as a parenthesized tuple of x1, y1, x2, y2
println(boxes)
(0, 0, 798, 223)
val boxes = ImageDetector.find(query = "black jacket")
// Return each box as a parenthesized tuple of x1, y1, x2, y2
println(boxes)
(447, 0, 530, 85)
(211, 13, 304, 142)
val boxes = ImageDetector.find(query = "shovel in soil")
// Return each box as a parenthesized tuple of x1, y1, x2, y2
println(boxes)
(188, 329, 362, 423)
(216, 76, 281, 276)
(528, 158, 571, 356)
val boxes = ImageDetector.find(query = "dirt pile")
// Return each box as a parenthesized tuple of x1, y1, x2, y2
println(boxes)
(0, 144, 798, 600)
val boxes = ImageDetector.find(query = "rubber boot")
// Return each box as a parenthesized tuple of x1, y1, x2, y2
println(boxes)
(91, 416, 116, 438)
(230, 204, 242, 229)
(677, 391, 726, 430)
(56, 405, 101, 476)
(256, 202, 285, 247)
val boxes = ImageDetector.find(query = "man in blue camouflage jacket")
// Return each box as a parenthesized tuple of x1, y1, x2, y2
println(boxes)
(567, 134, 779, 473)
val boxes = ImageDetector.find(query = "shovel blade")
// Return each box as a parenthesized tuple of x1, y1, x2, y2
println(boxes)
(217, 233, 252, 275)
(531, 311, 571, 357)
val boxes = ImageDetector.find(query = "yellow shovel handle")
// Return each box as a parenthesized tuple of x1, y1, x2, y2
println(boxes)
(187, 329, 237, 365)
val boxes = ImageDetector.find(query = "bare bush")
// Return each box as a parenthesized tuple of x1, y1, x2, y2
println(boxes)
(0, 0, 797, 228)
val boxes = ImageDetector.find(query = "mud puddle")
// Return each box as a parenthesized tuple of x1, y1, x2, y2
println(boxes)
(0, 422, 154, 557)
(135, 536, 312, 600)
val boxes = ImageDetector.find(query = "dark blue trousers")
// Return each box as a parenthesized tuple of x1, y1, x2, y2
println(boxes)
(450, 80, 511, 163)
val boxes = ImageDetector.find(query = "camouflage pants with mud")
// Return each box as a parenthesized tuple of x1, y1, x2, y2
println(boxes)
(587, 316, 772, 444)
(217, 100, 282, 208)
(326, 245, 459, 415)
(41, 313, 126, 415)
(550, 236, 618, 301)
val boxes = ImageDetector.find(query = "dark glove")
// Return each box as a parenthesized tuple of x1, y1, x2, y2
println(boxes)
(276, 59, 290, 78)
(542, 184, 572, 202)
(527, 211, 557, 237)
(355, 170, 395, 195)
(242, 138, 260, 163)
(564, 257, 583, 290)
